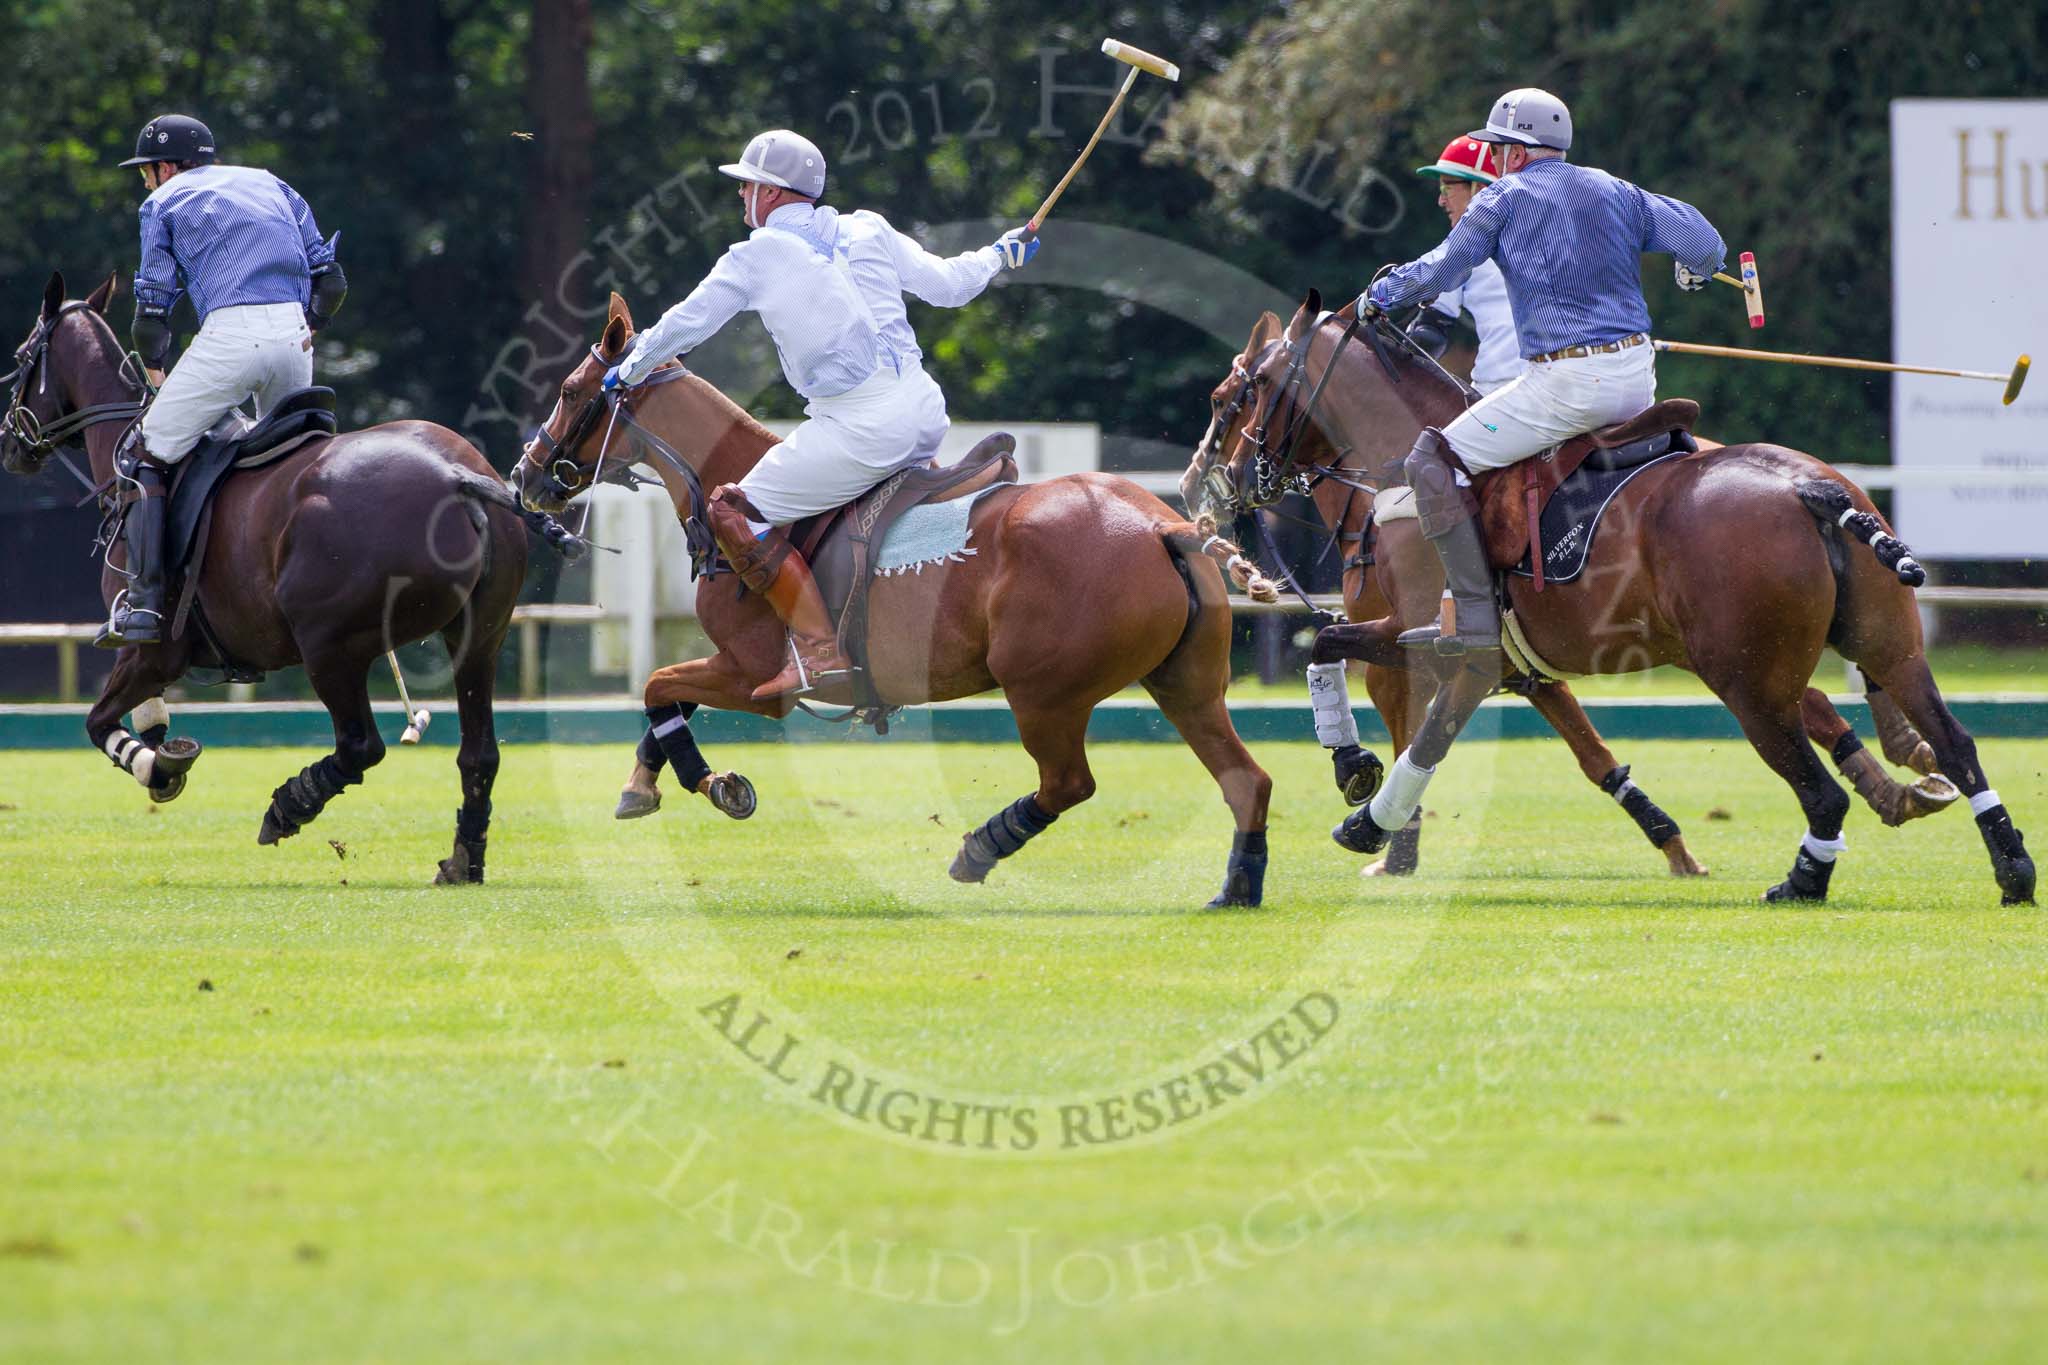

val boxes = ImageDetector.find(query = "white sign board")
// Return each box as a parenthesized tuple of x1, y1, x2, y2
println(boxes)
(1891, 100, 2048, 558)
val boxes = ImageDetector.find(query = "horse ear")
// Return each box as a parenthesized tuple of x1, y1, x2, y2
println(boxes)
(1246, 310, 1282, 358)
(1286, 290, 1320, 341)
(41, 272, 64, 319)
(607, 291, 633, 330)
(85, 272, 120, 315)
(600, 310, 630, 360)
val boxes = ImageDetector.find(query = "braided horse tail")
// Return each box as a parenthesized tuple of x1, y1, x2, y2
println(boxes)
(1162, 514, 1281, 603)
(1795, 478, 1926, 587)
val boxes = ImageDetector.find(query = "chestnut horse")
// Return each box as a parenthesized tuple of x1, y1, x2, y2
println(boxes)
(1243, 293, 2030, 904)
(1182, 311, 1957, 873)
(2, 273, 527, 883)
(513, 293, 1274, 906)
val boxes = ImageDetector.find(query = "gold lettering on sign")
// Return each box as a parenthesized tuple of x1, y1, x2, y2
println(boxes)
(1956, 128, 2010, 220)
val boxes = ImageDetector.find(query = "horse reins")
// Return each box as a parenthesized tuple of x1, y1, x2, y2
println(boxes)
(3, 302, 148, 471)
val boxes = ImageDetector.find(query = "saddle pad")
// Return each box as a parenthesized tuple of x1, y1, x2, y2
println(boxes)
(873, 483, 1008, 576)
(1510, 450, 1683, 585)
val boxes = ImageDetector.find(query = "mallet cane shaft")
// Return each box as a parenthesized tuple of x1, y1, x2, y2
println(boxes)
(1652, 339, 2032, 405)
(387, 650, 431, 745)
(1028, 40, 1182, 232)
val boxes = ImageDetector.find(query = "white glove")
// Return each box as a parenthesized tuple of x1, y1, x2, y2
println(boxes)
(994, 226, 1040, 270)
(1673, 261, 1710, 293)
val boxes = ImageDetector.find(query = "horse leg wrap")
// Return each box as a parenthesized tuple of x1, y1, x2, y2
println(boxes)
(103, 729, 157, 788)
(1384, 817, 1423, 875)
(1601, 765, 1681, 849)
(437, 802, 492, 885)
(1764, 842, 1838, 904)
(1306, 662, 1360, 749)
(950, 795, 1058, 884)
(260, 755, 355, 844)
(643, 702, 710, 790)
(1207, 830, 1268, 908)
(1974, 803, 2036, 905)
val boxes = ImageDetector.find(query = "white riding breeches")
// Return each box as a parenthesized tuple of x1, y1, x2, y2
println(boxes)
(140, 302, 314, 463)
(1440, 345, 1656, 473)
(738, 362, 950, 526)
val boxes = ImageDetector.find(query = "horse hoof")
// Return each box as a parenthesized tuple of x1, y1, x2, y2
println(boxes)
(1662, 836, 1709, 877)
(1902, 774, 1961, 822)
(1332, 808, 1390, 856)
(434, 840, 487, 886)
(615, 787, 662, 820)
(1761, 879, 1826, 904)
(707, 773, 756, 821)
(1999, 855, 2036, 906)
(1906, 741, 1940, 777)
(949, 848, 994, 884)
(153, 735, 201, 777)
(257, 809, 293, 846)
(1333, 746, 1385, 807)
(1361, 858, 1410, 878)
(150, 773, 188, 805)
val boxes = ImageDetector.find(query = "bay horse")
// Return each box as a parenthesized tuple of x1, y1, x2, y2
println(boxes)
(513, 293, 1275, 906)
(1183, 311, 1957, 877)
(1243, 292, 2031, 904)
(2, 273, 527, 883)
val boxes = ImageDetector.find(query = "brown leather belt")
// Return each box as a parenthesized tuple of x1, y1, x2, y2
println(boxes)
(1530, 332, 1649, 365)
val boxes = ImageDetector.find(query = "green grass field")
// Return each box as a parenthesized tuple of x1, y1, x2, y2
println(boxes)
(4, 737, 2046, 1362)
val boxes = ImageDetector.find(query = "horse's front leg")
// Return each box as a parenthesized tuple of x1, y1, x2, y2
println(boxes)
(621, 652, 769, 822)
(85, 645, 201, 803)
(1311, 614, 1415, 672)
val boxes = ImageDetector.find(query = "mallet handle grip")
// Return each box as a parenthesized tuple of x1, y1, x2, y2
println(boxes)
(1029, 66, 1140, 231)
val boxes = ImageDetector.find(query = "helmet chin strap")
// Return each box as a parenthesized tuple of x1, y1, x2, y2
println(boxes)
(746, 180, 763, 228)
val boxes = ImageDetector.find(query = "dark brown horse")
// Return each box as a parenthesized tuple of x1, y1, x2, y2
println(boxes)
(1183, 311, 1957, 873)
(2, 273, 527, 882)
(513, 293, 1274, 905)
(1239, 292, 2030, 904)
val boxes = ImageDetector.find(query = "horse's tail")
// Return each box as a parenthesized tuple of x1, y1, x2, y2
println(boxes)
(1161, 514, 1280, 604)
(1794, 478, 1926, 587)
(451, 467, 590, 562)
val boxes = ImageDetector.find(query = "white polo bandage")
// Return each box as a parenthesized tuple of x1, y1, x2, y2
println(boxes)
(1801, 831, 1848, 863)
(1969, 789, 2002, 817)
(1306, 662, 1359, 749)
(1368, 751, 1436, 833)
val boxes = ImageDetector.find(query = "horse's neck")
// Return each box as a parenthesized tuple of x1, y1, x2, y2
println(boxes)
(638, 374, 779, 517)
(1308, 447, 1370, 538)
(66, 324, 140, 483)
(1313, 341, 1467, 487)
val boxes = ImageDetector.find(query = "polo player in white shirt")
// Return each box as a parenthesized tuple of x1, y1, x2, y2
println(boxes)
(607, 129, 1039, 700)
(1403, 135, 1524, 396)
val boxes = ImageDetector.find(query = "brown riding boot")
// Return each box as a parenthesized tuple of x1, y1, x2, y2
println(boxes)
(1391, 428, 1500, 655)
(706, 485, 854, 701)
(749, 549, 854, 700)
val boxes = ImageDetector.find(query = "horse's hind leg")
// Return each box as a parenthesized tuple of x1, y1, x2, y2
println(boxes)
(949, 704, 1097, 889)
(1863, 674, 1939, 774)
(1799, 686, 1957, 827)
(1720, 691, 1853, 903)
(1146, 686, 1274, 907)
(1359, 663, 1423, 876)
(1525, 680, 1704, 876)
(433, 619, 505, 885)
(259, 652, 384, 845)
(1860, 656, 2034, 904)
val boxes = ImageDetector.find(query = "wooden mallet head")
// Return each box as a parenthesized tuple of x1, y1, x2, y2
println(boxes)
(1101, 38, 1180, 82)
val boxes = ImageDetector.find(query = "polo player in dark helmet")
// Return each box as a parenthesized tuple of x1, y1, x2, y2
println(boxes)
(101, 113, 347, 647)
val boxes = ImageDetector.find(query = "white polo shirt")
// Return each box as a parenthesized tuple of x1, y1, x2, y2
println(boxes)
(1429, 258, 1524, 396)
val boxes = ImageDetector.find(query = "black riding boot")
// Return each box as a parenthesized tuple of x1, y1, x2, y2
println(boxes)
(98, 460, 169, 648)
(1391, 428, 1500, 656)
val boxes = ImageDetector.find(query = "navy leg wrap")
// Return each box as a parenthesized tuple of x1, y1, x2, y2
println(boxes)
(645, 702, 710, 791)
(1208, 830, 1268, 908)
(1830, 730, 1864, 767)
(1977, 806, 2036, 905)
(1600, 764, 1681, 849)
(951, 795, 1058, 883)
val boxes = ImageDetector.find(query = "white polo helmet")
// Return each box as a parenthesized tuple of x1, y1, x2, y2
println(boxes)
(718, 129, 827, 198)
(1469, 88, 1573, 152)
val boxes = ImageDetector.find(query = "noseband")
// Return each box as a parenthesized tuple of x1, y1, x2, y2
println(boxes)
(1244, 312, 1361, 509)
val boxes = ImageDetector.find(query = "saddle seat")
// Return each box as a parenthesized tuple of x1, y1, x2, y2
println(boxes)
(1470, 398, 1700, 588)
(166, 387, 339, 576)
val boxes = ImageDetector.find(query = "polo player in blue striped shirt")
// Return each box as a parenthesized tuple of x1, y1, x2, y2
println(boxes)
(1363, 87, 1727, 656)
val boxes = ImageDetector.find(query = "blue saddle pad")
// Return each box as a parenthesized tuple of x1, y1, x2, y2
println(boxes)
(1510, 450, 1685, 585)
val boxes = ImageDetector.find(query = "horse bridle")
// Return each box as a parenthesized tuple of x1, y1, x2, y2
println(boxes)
(514, 349, 718, 566)
(1244, 312, 1363, 509)
(2, 302, 148, 465)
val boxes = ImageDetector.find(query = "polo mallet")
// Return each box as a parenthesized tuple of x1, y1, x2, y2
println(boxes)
(1709, 251, 1766, 329)
(1652, 339, 2031, 405)
(1027, 39, 1181, 232)
(387, 651, 431, 745)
